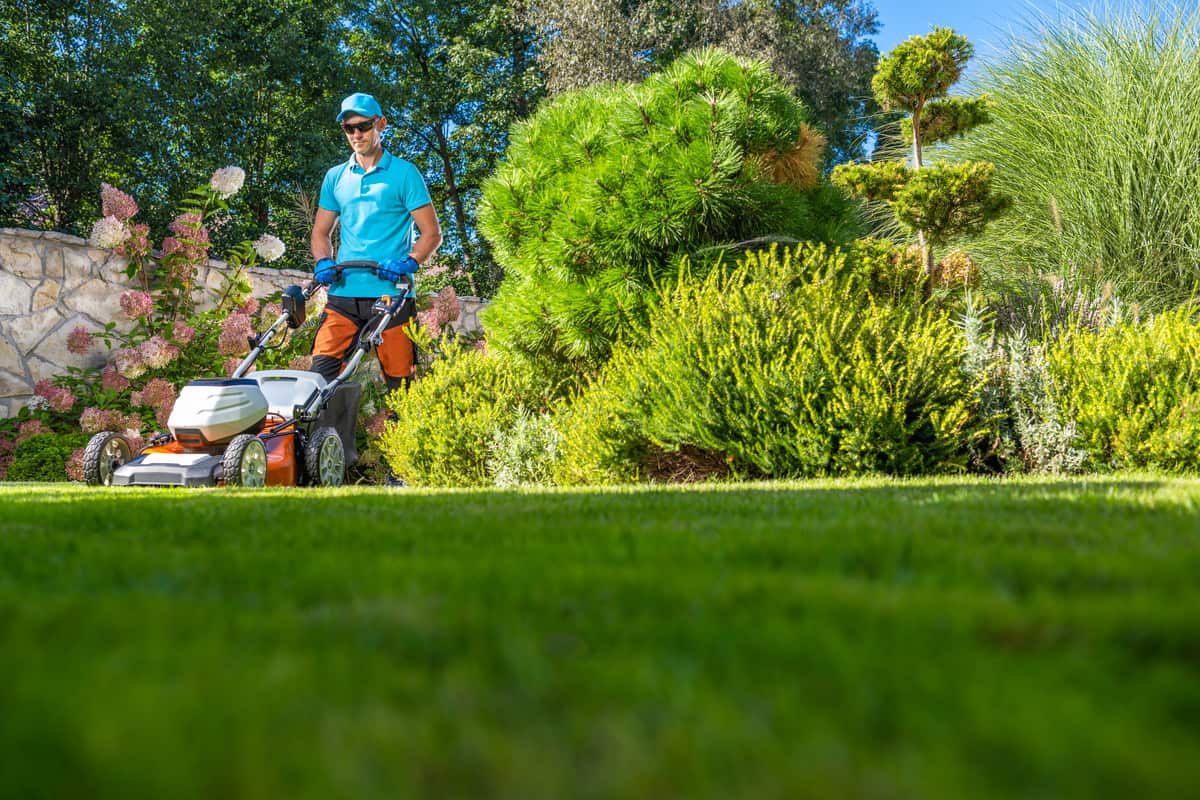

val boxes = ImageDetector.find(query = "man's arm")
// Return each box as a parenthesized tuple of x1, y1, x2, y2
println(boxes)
(311, 207, 339, 262)
(408, 203, 443, 265)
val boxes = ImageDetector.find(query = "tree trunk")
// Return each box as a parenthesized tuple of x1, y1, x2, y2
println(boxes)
(911, 104, 934, 286)
(431, 124, 478, 295)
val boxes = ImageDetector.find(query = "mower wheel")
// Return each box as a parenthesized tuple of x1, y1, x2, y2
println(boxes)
(82, 431, 132, 486)
(223, 434, 267, 487)
(305, 426, 344, 487)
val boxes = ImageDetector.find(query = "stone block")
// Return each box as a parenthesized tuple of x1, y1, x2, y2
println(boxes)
(63, 245, 97, 288)
(0, 269, 33, 315)
(0, 368, 32, 399)
(0, 334, 19, 373)
(98, 252, 133, 284)
(32, 280, 61, 312)
(10, 306, 65, 355)
(34, 315, 107, 372)
(27, 355, 63, 384)
(63, 278, 123, 326)
(0, 235, 43, 279)
(43, 245, 65, 280)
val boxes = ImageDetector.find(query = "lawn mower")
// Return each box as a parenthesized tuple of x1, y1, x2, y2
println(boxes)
(82, 261, 411, 488)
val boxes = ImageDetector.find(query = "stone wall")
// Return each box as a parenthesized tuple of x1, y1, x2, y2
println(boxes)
(0, 227, 486, 418)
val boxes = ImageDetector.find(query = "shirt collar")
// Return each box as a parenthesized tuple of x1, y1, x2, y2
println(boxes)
(348, 150, 393, 174)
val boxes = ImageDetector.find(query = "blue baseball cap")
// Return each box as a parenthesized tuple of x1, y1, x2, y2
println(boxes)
(336, 92, 383, 122)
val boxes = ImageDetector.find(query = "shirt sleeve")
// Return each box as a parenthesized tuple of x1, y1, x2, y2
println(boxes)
(318, 166, 341, 213)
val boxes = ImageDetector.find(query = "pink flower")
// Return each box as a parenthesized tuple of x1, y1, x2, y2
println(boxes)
(67, 325, 94, 355)
(223, 356, 248, 376)
(113, 346, 147, 379)
(417, 308, 440, 335)
(239, 297, 259, 316)
(115, 223, 151, 259)
(65, 447, 86, 481)
(472, 338, 487, 353)
(101, 366, 130, 393)
(100, 183, 139, 220)
(171, 321, 195, 345)
(162, 237, 184, 256)
(218, 312, 254, 356)
(80, 407, 143, 435)
(263, 302, 283, 319)
(288, 355, 312, 371)
(33, 379, 76, 413)
(16, 419, 50, 444)
(132, 377, 176, 428)
(433, 286, 461, 328)
(138, 335, 179, 369)
(119, 290, 154, 320)
(169, 212, 203, 237)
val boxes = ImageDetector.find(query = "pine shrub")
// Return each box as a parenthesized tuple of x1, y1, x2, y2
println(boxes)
(554, 244, 981, 483)
(379, 345, 544, 487)
(1047, 307, 1200, 471)
(479, 48, 861, 388)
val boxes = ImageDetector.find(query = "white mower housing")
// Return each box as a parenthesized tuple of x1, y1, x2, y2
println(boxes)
(167, 379, 269, 445)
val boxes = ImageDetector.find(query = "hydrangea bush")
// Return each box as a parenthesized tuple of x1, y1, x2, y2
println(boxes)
(0, 167, 314, 481)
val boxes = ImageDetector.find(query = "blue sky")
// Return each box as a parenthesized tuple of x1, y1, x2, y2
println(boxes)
(870, 0, 1083, 78)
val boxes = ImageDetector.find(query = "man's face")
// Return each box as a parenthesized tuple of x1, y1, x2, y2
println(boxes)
(341, 113, 383, 156)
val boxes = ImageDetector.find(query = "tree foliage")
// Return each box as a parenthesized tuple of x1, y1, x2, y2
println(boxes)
(832, 29, 1007, 276)
(531, 0, 881, 161)
(479, 49, 861, 387)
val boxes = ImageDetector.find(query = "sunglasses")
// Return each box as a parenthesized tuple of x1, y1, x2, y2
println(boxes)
(340, 118, 377, 134)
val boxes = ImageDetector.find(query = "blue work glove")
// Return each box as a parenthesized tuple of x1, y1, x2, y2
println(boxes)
(378, 256, 420, 283)
(313, 258, 338, 285)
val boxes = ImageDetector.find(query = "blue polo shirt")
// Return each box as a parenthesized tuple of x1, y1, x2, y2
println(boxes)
(318, 150, 432, 298)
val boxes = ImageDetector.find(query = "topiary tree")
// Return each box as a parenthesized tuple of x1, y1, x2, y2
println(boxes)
(832, 28, 1008, 281)
(479, 48, 861, 388)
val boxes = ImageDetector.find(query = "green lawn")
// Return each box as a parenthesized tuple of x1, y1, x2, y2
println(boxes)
(1, 476, 1198, 799)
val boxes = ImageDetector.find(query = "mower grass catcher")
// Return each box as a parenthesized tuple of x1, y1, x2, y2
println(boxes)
(83, 262, 412, 488)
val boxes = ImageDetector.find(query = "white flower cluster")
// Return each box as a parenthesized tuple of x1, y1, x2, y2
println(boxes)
(88, 215, 129, 249)
(210, 166, 246, 198)
(252, 233, 286, 262)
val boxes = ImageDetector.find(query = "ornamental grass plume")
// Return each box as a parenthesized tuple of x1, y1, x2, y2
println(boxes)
(66, 326, 94, 355)
(210, 166, 246, 198)
(100, 183, 138, 220)
(89, 216, 129, 249)
(252, 233, 285, 262)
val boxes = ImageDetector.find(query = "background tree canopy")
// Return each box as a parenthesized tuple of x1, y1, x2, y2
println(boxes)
(0, 0, 880, 289)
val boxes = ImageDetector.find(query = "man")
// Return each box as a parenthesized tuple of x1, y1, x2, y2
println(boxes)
(310, 92, 442, 393)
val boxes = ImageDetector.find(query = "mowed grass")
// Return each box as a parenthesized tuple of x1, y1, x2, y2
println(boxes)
(1, 476, 1199, 799)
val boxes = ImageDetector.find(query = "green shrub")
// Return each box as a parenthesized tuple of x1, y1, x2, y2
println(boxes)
(486, 408, 562, 488)
(555, 244, 981, 483)
(379, 345, 544, 487)
(479, 48, 861, 388)
(6, 433, 90, 482)
(945, 6, 1200, 310)
(1047, 307, 1200, 471)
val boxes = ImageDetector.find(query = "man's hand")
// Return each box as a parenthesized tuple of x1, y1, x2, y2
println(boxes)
(314, 258, 338, 285)
(379, 256, 420, 283)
